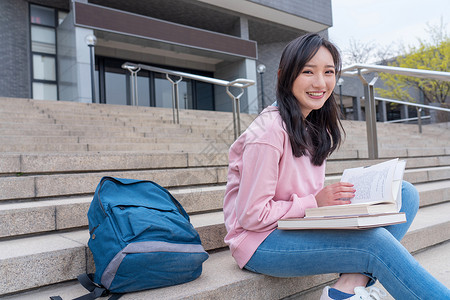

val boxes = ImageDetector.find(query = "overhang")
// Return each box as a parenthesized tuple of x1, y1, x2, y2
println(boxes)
(73, 1, 258, 60)
(197, 0, 331, 32)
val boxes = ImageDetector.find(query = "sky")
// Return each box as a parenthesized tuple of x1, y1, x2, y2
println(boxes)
(328, 0, 449, 62)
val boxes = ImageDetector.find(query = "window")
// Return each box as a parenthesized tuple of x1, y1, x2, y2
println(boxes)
(32, 54, 56, 80)
(32, 82, 58, 100)
(31, 26, 56, 54)
(105, 71, 127, 105)
(29, 4, 61, 100)
(30, 5, 55, 26)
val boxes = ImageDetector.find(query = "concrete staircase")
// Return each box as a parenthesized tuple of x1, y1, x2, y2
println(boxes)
(0, 97, 449, 299)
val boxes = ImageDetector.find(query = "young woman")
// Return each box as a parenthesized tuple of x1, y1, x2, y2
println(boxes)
(223, 33, 450, 299)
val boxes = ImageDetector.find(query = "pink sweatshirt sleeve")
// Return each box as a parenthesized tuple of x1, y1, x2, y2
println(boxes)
(234, 143, 317, 232)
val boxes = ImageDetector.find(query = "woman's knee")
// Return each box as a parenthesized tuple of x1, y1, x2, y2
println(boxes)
(364, 228, 408, 258)
(401, 181, 419, 213)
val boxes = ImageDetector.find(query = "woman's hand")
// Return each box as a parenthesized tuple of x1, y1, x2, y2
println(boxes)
(315, 182, 355, 207)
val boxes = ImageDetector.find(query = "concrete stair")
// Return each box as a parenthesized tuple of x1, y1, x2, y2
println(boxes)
(0, 97, 449, 299)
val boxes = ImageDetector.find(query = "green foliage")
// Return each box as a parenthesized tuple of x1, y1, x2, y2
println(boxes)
(376, 21, 450, 104)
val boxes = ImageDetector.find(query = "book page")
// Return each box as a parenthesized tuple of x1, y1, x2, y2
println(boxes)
(392, 160, 406, 210)
(341, 159, 398, 205)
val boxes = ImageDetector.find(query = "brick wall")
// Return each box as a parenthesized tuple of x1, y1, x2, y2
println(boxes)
(0, 0, 30, 98)
(257, 42, 288, 110)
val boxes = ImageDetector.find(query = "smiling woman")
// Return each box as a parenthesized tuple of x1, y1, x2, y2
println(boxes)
(291, 47, 337, 117)
(276, 34, 343, 166)
(222, 33, 450, 300)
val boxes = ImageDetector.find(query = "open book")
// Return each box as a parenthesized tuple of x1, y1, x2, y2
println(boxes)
(278, 212, 406, 230)
(305, 158, 406, 218)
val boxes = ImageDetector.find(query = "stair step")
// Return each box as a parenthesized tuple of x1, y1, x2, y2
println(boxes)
(0, 249, 337, 300)
(0, 184, 226, 238)
(0, 152, 191, 174)
(326, 166, 450, 185)
(0, 142, 231, 153)
(1, 151, 448, 176)
(0, 135, 231, 145)
(402, 201, 450, 253)
(1, 165, 449, 201)
(325, 156, 450, 175)
(0, 166, 227, 201)
(9, 241, 450, 300)
(1, 201, 449, 298)
(0, 116, 56, 124)
(0, 230, 87, 296)
(1, 180, 449, 239)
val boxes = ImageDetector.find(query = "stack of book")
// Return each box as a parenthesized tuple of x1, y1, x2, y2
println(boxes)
(278, 159, 407, 230)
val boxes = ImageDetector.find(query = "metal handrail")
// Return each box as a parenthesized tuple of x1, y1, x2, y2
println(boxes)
(121, 62, 255, 139)
(375, 96, 450, 133)
(342, 64, 450, 159)
(342, 64, 450, 81)
(385, 116, 431, 124)
(375, 96, 450, 112)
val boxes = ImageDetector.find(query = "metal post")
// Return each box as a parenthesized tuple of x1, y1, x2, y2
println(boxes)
(226, 79, 254, 139)
(337, 78, 344, 118)
(417, 107, 423, 133)
(257, 64, 266, 111)
(85, 34, 97, 103)
(88, 45, 96, 103)
(260, 73, 265, 109)
(226, 87, 243, 140)
(166, 74, 182, 124)
(353, 96, 363, 121)
(231, 96, 237, 139)
(358, 70, 379, 159)
(130, 67, 140, 106)
(379, 100, 387, 122)
(122, 65, 141, 107)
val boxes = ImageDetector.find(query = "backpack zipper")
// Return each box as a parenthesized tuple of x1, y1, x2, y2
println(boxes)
(98, 177, 186, 216)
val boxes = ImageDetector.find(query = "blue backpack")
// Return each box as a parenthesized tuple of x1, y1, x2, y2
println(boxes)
(57, 177, 209, 300)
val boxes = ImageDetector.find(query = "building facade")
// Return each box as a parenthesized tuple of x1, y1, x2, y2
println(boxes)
(0, 0, 333, 114)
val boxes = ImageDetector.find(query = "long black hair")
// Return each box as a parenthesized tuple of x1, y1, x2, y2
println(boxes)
(276, 33, 344, 166)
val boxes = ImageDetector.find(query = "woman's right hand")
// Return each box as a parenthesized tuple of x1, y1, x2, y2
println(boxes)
(315, 182, 355, 207)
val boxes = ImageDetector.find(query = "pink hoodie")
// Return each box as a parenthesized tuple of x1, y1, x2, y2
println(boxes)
(223, 106, 325, 268)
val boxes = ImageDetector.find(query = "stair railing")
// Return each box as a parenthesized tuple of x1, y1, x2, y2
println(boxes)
(121, 62, 254, 139)
(342, 64, 450, 159)
(375, 96, 450, 133)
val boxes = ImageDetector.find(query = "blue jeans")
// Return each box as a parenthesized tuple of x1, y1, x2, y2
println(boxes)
(244, 181, 450, 299)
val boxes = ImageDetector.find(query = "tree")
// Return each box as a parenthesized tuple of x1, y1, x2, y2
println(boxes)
(344, 38, 376, 64)
(343, 38, 400, 65)
(376, 19, 450, 105)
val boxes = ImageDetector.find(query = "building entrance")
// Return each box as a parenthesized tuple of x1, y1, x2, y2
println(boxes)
(95, 57, 215, 111)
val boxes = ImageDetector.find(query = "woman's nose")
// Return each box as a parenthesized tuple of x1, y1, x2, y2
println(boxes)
(312, 74, 326, 88)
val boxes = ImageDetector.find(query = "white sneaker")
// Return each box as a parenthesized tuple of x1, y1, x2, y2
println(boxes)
(320, 286, 334, 300)
(320, 286, 387, 300)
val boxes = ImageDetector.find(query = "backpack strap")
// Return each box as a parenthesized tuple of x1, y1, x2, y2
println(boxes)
(75, 274, 123, 300)
(49, 274, 123, 300)
(73, 273, 107, 300)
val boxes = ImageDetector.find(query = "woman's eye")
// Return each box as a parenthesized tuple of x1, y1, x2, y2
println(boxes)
(325, 70, 335, 74)
(302, 70, 313, 74)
